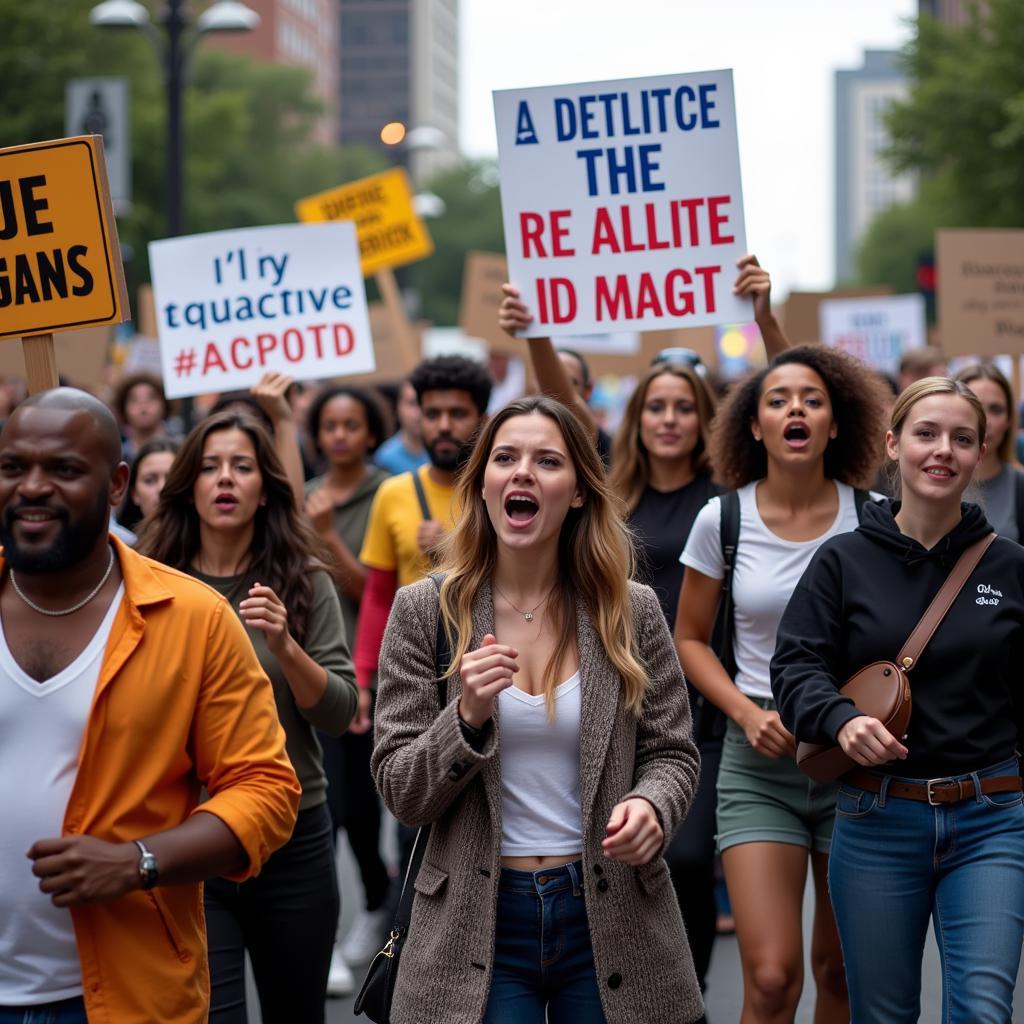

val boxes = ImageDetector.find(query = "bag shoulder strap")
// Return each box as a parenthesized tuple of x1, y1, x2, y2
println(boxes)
(412, 469, 432, 521)
(897, 533, 997, 670)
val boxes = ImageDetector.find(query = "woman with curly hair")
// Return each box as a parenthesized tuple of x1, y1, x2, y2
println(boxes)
(953, 361, 1024, 541)
(371, 395, 703, 1024)
(137, 411, 358, 1024)
(674, 346, 888, 1024)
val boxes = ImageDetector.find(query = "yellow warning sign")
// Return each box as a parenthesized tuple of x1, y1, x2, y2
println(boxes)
(0, 136, 128, 340)
(295, 167, 434, 277)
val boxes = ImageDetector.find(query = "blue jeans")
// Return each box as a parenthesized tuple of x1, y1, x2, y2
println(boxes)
(482, 860, 606, 1024)
(828, 756, 1024, 1023)
(0, 997, 87, 1024)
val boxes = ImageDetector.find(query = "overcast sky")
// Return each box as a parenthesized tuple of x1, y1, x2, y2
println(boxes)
(459, 0, 917, 299)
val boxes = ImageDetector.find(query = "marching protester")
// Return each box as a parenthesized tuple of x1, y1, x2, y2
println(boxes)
(374, 379, 429, 476)
(137, 411, 358, 1024)
(675, 346, 888, 1023)
(303, 386, 392, 993)
(953, 362, 1024, 541)
(0, 389, 299, 1024)
(371, 395, 703, 1024)
(771, 376, 1024, 1024)
(116, 437, 180, 532)
(498, 254, 788, 990)
(112, 371, 173, 464)
(353, 355, 491, 698)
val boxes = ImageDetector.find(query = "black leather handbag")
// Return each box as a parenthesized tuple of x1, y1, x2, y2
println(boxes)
(353, 579, 451, 1022)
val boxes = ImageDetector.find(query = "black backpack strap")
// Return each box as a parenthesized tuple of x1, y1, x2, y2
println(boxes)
(853, 487, 871, 523)
(696, 491, 739, 743)
(412, 470, 432, 521)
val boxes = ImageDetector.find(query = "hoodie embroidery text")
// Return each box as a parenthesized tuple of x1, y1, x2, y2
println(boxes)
(977, 583, 1002, 606)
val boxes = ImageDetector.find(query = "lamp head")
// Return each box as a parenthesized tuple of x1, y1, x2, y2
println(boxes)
(89, 0, 151, 29)
(197, 1, 261, 33)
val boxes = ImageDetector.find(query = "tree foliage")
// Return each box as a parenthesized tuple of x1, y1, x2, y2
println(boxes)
(856, 0, 1024, 292)
(410, 160, 505, 326)
(0, 0, 384, 301)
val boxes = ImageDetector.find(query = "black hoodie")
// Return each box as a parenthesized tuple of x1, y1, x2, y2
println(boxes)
(771, 499, 1024, 778)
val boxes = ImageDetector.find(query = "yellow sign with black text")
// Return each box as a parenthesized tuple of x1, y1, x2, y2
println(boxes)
(295, 167, 434, 277)
(0, 135, 128, 340)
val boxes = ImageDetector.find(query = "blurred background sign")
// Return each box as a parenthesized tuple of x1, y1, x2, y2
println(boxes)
(66, 78, 131, 210)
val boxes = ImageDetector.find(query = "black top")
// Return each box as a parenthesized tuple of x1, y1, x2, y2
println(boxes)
(597, 427, 613, 468)
(771, 499, 1024, 777)
(630, 473, 721, 627)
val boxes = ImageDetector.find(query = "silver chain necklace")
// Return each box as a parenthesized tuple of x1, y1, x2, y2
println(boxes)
(493, 582, 557, 623)
(9, 547, 115, 617)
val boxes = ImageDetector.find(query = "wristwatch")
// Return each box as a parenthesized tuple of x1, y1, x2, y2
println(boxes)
(134, 839, 159, 890)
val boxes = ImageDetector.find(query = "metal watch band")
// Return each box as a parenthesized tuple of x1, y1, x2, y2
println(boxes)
(134, 838, 159, 890)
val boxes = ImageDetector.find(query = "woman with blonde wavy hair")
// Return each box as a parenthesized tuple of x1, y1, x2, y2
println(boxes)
(370, 395, 704, 1024)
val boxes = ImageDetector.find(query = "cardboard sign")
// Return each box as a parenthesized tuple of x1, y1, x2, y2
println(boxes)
(337, 302, 424, 386)
(459, 251, 518, 354)
(0, 326, 112, 390)
(819, 294, 926, 376)
(0, 135, 128, 340)
(937, 229, 1024, 357)
(149, 223, 375, 399)
(781, 287, 892, 346)
(494, 70, 749, 338)
(294, 167, 434, 277)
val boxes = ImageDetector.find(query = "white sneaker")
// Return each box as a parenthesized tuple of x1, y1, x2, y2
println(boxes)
(326, 945, 355, 998)
(340, 906, 391, 965)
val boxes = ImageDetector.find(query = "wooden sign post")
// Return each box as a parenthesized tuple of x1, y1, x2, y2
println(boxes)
(0, 135, 129, 391)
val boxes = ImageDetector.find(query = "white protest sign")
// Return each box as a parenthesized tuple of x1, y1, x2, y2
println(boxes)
(149, 223, 374, 399)
(494, 70, 749, 338)
(559, 332, 640, 355)
(819, 294, 926, 377)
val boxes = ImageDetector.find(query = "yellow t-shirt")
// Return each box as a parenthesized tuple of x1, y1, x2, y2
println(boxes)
(359, 465, 459, 588)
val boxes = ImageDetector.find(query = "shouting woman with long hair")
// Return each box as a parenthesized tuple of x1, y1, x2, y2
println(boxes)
(371, 395, 703, 1024)
(137, 411, 358, 1024)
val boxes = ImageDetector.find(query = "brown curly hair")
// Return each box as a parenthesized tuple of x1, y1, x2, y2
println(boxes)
(709, 346, 888, 490)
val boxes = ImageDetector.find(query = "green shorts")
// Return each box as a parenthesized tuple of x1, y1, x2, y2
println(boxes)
(716, 713, 839, 854)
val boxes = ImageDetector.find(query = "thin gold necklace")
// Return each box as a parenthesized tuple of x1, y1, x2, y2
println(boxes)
(10, 546, 115, 617)
(492, 581, 557, 623)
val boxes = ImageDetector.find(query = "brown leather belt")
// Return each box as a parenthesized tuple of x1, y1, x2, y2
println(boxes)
(845, 771, 1023, 806)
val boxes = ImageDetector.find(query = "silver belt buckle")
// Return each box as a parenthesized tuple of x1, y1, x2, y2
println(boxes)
(926, 778, 954, 805)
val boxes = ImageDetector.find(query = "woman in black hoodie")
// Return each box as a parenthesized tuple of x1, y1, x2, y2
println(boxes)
(772, 376, 1024, 1024)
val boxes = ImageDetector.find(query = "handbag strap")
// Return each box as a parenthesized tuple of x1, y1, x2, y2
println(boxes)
(896, 533, 996, 671)
(392, 575, 453, 938)
(412, 470, 432, 521)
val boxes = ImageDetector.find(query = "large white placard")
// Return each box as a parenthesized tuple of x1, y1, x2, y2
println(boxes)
(494, 70, 749, 338)
(819, 294, 927, 377)
(150, 223, 374, 398)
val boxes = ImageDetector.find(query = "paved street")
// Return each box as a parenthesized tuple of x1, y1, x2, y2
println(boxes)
(241, 824, 1024, 1023)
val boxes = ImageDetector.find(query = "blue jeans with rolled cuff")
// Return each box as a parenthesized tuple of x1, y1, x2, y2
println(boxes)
(482, 860, 606, 1024)
(828, 756, 1024, 1024)
(0, 997, 88, 1024)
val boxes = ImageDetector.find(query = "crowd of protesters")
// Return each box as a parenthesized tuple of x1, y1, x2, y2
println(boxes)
(1, 255, 1022, 1024)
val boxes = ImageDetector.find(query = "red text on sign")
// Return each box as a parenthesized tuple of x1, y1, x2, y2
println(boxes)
(199, 322, 355, 375)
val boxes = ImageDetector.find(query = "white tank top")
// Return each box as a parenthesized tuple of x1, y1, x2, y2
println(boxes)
(498, 672, 583, 857)
(0, 584, 124, 1004)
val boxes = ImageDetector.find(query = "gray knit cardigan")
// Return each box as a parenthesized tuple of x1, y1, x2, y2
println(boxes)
(371, 576, 704, 1024)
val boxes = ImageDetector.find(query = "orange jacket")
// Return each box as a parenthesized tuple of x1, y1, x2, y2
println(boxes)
(23, 538, 301, 1023)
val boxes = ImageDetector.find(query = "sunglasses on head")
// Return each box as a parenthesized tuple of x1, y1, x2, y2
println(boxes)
(651, 348, 707, 376)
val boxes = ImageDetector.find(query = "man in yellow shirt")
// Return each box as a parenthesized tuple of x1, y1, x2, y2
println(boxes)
(353, 355, 492, 691)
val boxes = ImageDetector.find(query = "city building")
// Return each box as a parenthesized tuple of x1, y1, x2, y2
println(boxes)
(918, 0, 972, 25)
(834, 49, 917, 284)
(338, 0, 460, 183)
(208, 0, 339, 144)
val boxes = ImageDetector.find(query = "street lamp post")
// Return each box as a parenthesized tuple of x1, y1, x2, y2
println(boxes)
(89, 0, 259, 238)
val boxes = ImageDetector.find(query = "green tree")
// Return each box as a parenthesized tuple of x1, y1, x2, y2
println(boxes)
(0, 1, 384, 303)
(409, 160, 505, 325)
(856, 0, 1024, 293)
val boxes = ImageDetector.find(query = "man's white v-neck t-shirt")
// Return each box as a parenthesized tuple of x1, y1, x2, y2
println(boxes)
(0, 584, 124, 1005)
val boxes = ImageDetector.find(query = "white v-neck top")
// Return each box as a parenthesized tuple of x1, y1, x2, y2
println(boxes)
(0, 585, 124, 1004)
(498, 672, 583, 856)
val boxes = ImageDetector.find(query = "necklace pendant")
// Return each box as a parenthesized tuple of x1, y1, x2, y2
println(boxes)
(524, 611, 534, 622)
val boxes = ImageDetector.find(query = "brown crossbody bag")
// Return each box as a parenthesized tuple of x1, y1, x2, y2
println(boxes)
(796, 533, 997, 784)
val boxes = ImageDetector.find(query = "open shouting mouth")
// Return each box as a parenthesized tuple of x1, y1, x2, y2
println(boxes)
(783, 421, 811, 450)
(504, 491, 539, 528)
